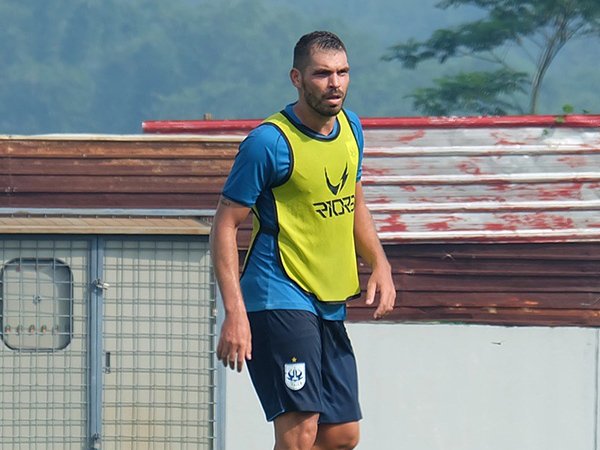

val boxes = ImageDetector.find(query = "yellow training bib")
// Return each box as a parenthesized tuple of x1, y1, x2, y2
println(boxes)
(264, 110, 360, 302)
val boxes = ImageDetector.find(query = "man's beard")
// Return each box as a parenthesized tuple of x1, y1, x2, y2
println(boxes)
(303, 85, 345, 117)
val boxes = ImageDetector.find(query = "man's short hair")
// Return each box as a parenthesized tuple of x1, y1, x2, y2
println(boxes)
(293, 31, 347, 71)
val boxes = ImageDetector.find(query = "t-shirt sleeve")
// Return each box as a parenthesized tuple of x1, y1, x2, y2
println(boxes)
(345, 109, 364, 181)
(221, 125, 282, 207)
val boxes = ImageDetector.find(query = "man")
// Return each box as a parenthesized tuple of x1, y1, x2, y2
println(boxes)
(210, 30, 396, 450)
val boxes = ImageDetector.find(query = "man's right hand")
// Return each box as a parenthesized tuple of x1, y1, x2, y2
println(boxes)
(210, 196, 253, 373)
(216, 311, 252, 372)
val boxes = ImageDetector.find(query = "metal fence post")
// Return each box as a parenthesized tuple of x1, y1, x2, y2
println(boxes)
(88, 237, 104, 449)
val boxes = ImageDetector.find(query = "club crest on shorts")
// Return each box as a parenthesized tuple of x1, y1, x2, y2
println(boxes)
(284, 358, 306, 391)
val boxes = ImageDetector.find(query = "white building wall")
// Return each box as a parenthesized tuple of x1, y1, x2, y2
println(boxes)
(224, 323, 598, 450)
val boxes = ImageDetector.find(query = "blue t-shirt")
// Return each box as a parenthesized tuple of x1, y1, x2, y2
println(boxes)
(222, 103, 364, 321)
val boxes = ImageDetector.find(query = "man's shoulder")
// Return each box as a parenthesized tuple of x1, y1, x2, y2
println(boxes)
(240, 123, 282, 152)
(248, 122, 281, 141)
(342, 108, 362, 129)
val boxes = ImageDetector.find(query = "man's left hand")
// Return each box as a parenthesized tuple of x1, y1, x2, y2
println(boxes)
(365, 263, 396, 320)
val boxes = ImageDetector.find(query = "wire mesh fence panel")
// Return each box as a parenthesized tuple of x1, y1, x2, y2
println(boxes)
(102, 239, 216, 450)
(0, 239, 90, 450)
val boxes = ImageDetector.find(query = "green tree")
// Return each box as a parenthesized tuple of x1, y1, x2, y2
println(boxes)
(0, 0, 318, 133)
(384, 0, 600, 115)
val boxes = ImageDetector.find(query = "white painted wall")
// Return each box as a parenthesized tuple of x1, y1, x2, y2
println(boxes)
(223, 323, 598, 450)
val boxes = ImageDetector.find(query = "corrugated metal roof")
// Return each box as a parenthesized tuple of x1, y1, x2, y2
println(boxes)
(362, 125, 600, 243)
(143, 116, 600, 244)
(0, 136, 238, 211)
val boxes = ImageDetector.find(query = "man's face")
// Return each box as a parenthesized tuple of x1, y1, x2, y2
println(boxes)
(294, 48, 350, 117)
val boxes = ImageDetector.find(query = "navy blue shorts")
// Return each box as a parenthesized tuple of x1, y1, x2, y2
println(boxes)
(246, 309, 362, 424)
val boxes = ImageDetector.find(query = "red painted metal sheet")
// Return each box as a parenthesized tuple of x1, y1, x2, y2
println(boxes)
(361, 115, 600, 129)
(361, 124, 600, 243)
(143, 119, 259, 134)
(143, 114, 600, 133)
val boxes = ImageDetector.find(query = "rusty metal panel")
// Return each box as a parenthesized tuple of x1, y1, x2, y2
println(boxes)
(0, 135, 240, 210)
(362, 126, 600, 243)
(350, 243, 600, 326)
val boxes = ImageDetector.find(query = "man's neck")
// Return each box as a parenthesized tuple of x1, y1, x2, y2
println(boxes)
(292, 103, 337, 136)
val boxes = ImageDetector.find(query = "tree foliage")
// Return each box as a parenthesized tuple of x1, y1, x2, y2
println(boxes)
(0, 0, 599, 133)
(0, 0, 308, 133)
(410, 68, 528, 115)
(384, 0, 600, 115)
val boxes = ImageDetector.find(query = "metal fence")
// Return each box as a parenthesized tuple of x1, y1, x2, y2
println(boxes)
(0, 236, 216, 450)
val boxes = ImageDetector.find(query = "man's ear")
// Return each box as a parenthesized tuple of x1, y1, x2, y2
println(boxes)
(290, 68, 301, 88)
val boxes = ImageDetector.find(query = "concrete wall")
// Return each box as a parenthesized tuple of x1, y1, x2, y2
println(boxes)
(222, 323, 598, 450)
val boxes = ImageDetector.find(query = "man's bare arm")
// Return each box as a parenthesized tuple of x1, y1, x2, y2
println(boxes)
(210, 196, 252, 371)
(353, 182, 396, 319)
